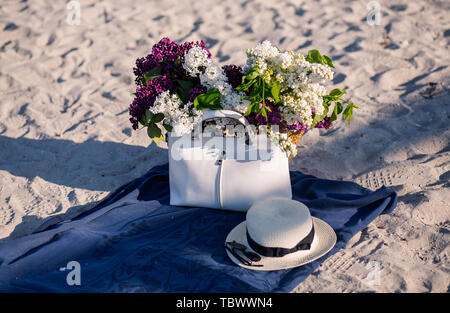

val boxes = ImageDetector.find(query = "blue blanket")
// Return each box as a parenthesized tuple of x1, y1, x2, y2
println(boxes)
(0, 164, 397, 292)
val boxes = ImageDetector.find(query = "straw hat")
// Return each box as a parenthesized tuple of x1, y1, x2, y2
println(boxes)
(225, 198, 336, 271)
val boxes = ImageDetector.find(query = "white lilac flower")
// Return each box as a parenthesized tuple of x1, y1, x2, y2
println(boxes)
(200, 65, 225, 86)
(243, 41, 336, 134)
(221, 91, 251, 114)
(185, 50, 251, 115)
(184, 40, 336, 155)
(268, 129, 297, 158)
(280, 95, 314, 127)
(274, 51, 294, 70)
(306, 63, 334, 84)
(150, 91, 203, 136)
(247, 40, 280, 60)
(199, 64, 233, 95)
(183, 46, 211, 77)
(245, 41, 280, 76)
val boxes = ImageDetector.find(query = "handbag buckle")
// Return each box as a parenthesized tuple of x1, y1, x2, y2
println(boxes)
(216, 151, 226, 165)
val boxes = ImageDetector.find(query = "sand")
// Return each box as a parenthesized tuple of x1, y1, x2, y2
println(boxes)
(0, 0, 449, 292)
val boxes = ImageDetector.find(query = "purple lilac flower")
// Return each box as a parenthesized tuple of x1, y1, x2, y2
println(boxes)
(278, 116, 333, 132)
(129, 74, 174, 130)
(280, 121, 309, 132)
(245, 102, 282, 126)
(188, 84, 207, 102)
(223, 65, 243, 89)
(132, 37, 211, 86)
(133, 54, 159, 85)
(133, 37, 190, 86)
(314, 116, 333, 129)
(151, 37, 180, 63)
(130, 37, 212, 129)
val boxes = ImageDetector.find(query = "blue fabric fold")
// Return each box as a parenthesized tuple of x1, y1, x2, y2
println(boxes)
(0, 163, 397, 292)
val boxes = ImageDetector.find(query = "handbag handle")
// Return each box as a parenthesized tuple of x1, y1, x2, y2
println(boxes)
(200, 109, 256, 142)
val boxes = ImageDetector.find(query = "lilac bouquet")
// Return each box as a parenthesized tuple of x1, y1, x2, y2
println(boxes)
(129, 38, 357, 156)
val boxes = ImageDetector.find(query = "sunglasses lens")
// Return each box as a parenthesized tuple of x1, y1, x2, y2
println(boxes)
(227, 241, 261, 261)
(226, 241, 262, 263)
(244, 251, 261, 262)
(227, 246, 251, 266)
(227, 241, 247, 250)
(235, 242, 247, 249)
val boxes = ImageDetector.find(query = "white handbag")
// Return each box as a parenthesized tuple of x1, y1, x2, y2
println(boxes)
(168, 110, 292, 212)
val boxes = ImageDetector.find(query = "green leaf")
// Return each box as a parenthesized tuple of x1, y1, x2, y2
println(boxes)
(147, 123, 165, 144)
(235, 79, 255, 92)
(260, 106, 268, 120)
(329, 88, 346, 98)
(145, 110, 153, 121)
(343, 103, 355, 125)
(322, 55, 334, 68)
(177, 79, 193, 91)
(139, 116, 147, 126)
(175, 79, 193, 103)
(139, 109, 153, 126)
(243, 102, 258, 116)
(243, 104, 253, 116)
(270, 81, 281, 103)
(306, 49, 323, 64)
(244, 66, 260, 80)
(342, 102, 359, 126)
(193, 88, 223, 110)
(152, 112, 164, 123)
(147, 123, 161, 138)
(143, 66, 162, 84)
(244, 94, 261, 103)
(330, 102, 343, 122)
(163, 123, 173, 132)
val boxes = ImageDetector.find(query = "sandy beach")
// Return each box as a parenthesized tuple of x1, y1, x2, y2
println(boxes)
(0, 0, 449, 292)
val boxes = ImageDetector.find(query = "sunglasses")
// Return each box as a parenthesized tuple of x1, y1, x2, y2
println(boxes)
(225, 241, 263, 267)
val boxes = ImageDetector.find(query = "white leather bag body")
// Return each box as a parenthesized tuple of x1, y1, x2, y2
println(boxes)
(168, 110, 292, 212)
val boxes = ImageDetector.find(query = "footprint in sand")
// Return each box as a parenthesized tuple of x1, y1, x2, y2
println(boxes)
(357, 171, 394, 190)
(354, 159, 446, 192)
(321, 251, 356, 275)
(319, 250, 377, 286)
(0, 205, 15, 227)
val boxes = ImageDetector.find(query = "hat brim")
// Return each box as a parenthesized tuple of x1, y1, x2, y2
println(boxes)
(225, 217, 337, 271)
